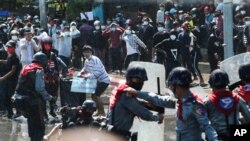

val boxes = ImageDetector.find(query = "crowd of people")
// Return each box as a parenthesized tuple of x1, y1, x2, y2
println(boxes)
(0, 1, 250, 141)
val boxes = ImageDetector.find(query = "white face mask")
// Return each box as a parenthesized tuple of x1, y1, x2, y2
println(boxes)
(241, 10, 246, 15)
(170, 35, 176, 40)
(111, 27, 116, 32)
(11, 35, 18, 41)
(157, 27, 164, 32)
(125, 30, 131, 35)
(3, 29, 7, 33)
(35, 19, 39, 23)
(143, 21, 149, 26)
(101, 25, 106, 30)
(71, 26, 76, 31)
(95, 26, 100, 30)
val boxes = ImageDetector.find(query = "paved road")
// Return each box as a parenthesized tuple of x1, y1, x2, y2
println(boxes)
(0, 62, 212, 141)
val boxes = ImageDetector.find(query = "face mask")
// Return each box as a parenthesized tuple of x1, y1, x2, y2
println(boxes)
(179, 15, 183, 20)
(3, 29, 7, 33)
(170, 34, 176, 40)
(35, 19, 39, 23)
(157, 27, 164, 32)
(101, 25, 106, 30)
(44, 44, 51, 51)
(160, 7, 164, 11)
(241, 10, 246, 15)
(245, 21, 250, 26)
(95, 26, 100, 30)
(143, 21, 149, 26)
(11, 35, 18, 41)
(7, 47, 15, 55)
(130, 81, 144, 91)
(107, 21, 111, 25)
(71, 26, 76, 31)
(111, 27, 116, 32)
(125, 30, 131, 34)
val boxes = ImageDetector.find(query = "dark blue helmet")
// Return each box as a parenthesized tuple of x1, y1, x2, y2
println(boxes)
(209, 69, 229, 88)
(239, 63, 250, 82)
(32, 52, 48, 67)
(167, 67, 192, 88)
(82, 100, 96, 111)
(125, 65, 148, 81)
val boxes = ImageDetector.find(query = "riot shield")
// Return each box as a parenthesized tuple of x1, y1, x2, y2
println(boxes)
(220, 52, 250, 86)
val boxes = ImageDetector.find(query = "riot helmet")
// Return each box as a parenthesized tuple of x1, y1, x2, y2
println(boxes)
(32, 52, 48, 67)
(82, 100, 97, 111)
(41, 35, 52, 52)
(167, 67, 192, 88)
(125, 65, 148, 81)
(239, 63, 250, 82)
(209, 69, 229, 89)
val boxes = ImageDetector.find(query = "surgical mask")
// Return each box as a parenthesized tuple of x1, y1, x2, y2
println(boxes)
(143, 21, 149, 26)
(241, 10, 246, 15)
(3, 29, 7, 33)
(101, 25, 106, 30)
(71, 26, 76, 31)
(157, 27, 164, 32)
(170, 34, 176, 40)
(107, 21, 111, 25)
(125, 30, 131, 35)
(11, 35, 18, 41)
(245, 21, 250, 26)
(179, 14, 183, 20)
(160, 7, 164, 11)
(35, 19, 39, 23)
(130, 81, 144, 91)
(111, 27, 116, 32)
(95, 26, 100, 30)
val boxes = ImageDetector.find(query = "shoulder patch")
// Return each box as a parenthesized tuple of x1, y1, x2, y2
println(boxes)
(193, 104, 205, 116)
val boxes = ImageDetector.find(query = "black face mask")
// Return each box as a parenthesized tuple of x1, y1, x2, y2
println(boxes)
(130, 81, 144, 91)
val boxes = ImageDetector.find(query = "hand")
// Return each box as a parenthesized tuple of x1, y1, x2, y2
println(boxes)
(124, 87, 138, 97)
(158, 113, 164, 124)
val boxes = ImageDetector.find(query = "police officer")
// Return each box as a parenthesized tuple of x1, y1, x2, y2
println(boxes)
(41, 35, 67, 118)
(15, 52, 54, 141)
(43, 100, 100, 140)
(107, 65, 163, 141)
(125, 67, 218, 141)
(205, 69, 250, 140)
(236, 63, 250, 108)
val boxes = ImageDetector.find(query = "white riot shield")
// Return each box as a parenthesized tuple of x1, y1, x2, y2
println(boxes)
(220, 52, 250, 85)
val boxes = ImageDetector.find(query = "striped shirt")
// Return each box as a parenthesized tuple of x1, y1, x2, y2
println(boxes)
(81, 55, 110, 84)
(122, 33, 147, 55)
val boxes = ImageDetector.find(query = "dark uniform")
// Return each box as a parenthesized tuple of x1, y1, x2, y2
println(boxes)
(155, 31, 181, 78)
(107, 66, 160, 141)
(207, 31, 223, 72)
(15, 52, 53, 141)
(41, 36, 67, 118)
(152, 30, 169, 64)
(206, 69, 250, 140)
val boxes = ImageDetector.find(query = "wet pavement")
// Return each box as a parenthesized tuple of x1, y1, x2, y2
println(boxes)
(0, 62, 212, 141)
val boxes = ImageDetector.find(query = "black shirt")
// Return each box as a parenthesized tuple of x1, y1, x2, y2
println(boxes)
(6, 54, 21, 81)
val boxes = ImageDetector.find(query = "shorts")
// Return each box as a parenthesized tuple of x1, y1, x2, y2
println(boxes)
(94, 82, 109, 96)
